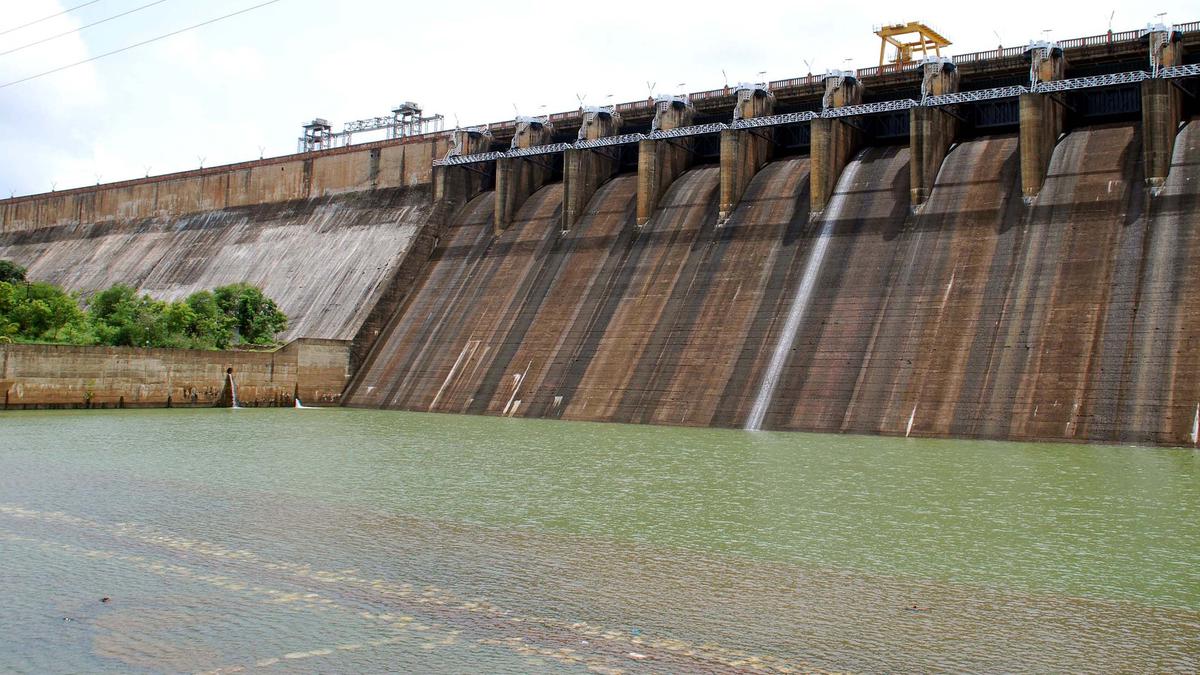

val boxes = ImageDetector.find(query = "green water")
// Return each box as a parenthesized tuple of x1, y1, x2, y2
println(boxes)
(1, 408, 1197, 672)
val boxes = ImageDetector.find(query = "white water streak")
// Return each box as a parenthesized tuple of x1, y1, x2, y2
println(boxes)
(1191, 403, 1198, 445)
(229, 373, 241, 409)
(745, 159, 862, 431)
(429, 341, 476, 411)
(502, 361, 532, 416)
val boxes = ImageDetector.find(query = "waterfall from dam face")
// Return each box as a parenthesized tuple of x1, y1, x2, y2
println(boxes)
(745, 157, 862, 431)
(228, 371, 241, 409)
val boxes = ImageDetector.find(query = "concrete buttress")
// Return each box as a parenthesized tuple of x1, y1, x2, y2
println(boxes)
(909, 59, 960, 208)
(718, 85, 776, 223)
(810, 72, 864, 214)
(432, 128, 493, 229)
(495, 118, 556, 233)
(636, 97, 695, 226)
(1018, 43, 1067, 200)
(563, 109, 623, 230)
(1142, 28, 1186, 191)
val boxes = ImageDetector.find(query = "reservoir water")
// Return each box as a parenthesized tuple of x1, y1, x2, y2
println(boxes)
(1, 409, 1197, 672)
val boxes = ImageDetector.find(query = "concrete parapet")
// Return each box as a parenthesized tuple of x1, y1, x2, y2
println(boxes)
(563, 109, 622, 230)
(718, 85, 776, 223)
(910, 59, 960, 207)
(636, 97, 696, 226)
(495, 118, 556, 232)
(811, 73, 864, 214)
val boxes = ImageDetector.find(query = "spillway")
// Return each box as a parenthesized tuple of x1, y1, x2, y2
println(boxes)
(343, 119, 1200, 446)
(746, 155, 860, 430)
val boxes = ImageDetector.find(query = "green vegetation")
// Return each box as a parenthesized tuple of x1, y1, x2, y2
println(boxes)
(0, 259, 26, 284)
(0, 261, 287, 350)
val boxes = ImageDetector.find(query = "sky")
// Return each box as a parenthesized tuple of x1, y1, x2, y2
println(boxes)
(0, 0, 1194, 197)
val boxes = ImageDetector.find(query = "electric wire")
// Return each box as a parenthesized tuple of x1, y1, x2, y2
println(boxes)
(0, 0, 105, 37)
(0, 0, 285, 90)
(1, 0, 174, 59)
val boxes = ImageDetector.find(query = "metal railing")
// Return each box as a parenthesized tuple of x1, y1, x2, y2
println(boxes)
(645, 122, 729, 140)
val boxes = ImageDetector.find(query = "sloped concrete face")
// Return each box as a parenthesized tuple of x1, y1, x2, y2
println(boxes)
(0, 186, 432, 343)
(346, 120, 1200, 446)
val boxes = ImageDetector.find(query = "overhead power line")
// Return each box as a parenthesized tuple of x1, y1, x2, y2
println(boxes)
(0, 1, 105, 37)
(1, 0, 175, 59)
(0, 0, 285, 90)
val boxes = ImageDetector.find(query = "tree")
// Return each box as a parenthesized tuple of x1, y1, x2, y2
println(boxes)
(86, 284, 170, 347)
(1, 279, 287, 349)
(213, 283, 288, 345)
(0, 260, 26, 284)
(0, 280, 88, 342)
(184, 290, 235, 349)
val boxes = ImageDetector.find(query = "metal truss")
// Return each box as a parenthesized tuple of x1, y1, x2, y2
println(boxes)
(1160, 64, 1200, 79)
(506, 143, 575, 159)
(1031, 71, 1149, 93)
(574, 133, 646, 149)
(343, 116, 395, 134)
(437, 151, 505, 167)
(821, 98, 918, 118)
(731, 111, 818, 130)
(646, 122, 729, 140)
(923, 85, 1028, 106)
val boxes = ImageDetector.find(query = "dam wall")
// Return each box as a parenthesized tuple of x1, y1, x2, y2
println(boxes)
(347, 119, 1200, 446)
(1, 338, 348, 409)
(0, 137, 447, 349)
(0, 137, 445, 232)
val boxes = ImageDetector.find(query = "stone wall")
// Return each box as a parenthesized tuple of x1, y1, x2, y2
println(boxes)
(0, 339, 349, 409)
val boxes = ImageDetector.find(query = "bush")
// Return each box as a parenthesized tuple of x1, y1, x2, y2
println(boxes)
(0, 260, 26, 284)
(87, 284, 170, 347)
(0, 278, 288, 350)
(0, 280, 88, 342)
(213, 283, 288, 346)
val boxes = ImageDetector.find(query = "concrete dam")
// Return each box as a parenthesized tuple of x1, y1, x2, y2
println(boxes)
(4, 23, 1200, 445)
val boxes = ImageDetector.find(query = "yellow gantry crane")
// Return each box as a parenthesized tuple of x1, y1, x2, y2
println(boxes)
(875, 21, 952, 68)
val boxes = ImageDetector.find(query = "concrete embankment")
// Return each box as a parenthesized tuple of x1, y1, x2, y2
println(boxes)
(347, 120, 1200, 447)
(0, 339, 348, 409)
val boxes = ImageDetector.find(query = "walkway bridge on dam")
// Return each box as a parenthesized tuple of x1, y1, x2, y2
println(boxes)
(438, 67, 1199, 167)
